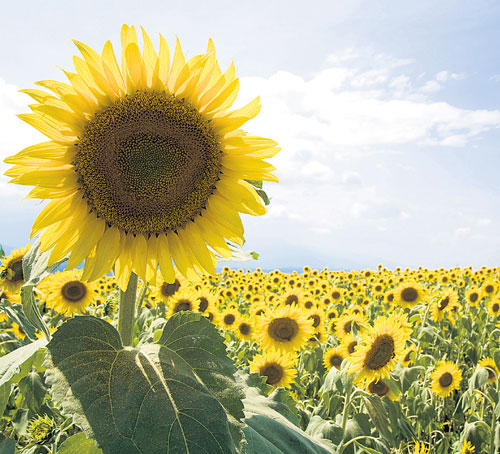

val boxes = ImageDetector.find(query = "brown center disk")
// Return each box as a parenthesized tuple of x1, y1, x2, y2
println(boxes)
(224, 314, 236, 325)
(268, 318, 299, 342)
(75, 90, 222, 234)
(161, 280, 181, 298)
(62, 281, 87, 302)
(364, 334, 395, 370)
(330, 354, 343, 368)
(401, 287, 418, 303)
(438, 297, 450, 311)
(261, 363, 283, 385)
(439, 372, 453, 388)
(174, 300, 192, 312)
(368, 380, 389, 397)
(239, 323, 251, 335)
(7, 258, 24, 282)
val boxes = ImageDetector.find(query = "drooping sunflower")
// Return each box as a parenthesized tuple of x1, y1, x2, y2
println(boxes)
(0, 245, 30, 293)
(348, 316, 408, 384)
(393, 282, 426, 309)
(430, 361, 462, 398)
(249, 349, 297, 388)
(366, 379, 398, 401)
(478, 357, 499, 385)
(255, 304, 314, 353)
(44, 270, 96, 316)
(5, 25, 279, 290)
(334, 311, 367, 341)
(323, 347, 345, 371)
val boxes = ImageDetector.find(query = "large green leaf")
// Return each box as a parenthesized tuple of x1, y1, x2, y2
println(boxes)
(0, 338, 47, 416)
(45, 314, 245, 454)
(58, 433, 102, 454)
(243, 387, 332, 454)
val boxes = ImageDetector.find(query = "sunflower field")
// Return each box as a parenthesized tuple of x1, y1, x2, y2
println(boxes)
(0, 23, 499, 454)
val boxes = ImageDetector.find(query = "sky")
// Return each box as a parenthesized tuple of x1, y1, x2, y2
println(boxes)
(1, 0, 500, 271)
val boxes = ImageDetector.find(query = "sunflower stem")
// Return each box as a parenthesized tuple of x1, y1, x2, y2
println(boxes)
(118, 272, 138, 346)
(135, 282, 148, 317)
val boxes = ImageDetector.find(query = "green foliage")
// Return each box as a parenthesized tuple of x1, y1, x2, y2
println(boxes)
(45, 313, 245, 454)
(58, 433, 102, 454)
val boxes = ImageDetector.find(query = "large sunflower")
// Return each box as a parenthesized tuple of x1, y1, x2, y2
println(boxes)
(393, 281, 426, 309)
(430, 361, 462, 398)
(5, 25, 279, 289)
(348, 316, 408, 384)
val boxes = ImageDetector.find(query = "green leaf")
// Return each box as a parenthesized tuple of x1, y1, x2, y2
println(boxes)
(255, 189, 270, 206)
(469, 366, 489, 390)
(58, 433, 102, 454)
(45, 314, 244, 454)
(243, 387, 331, 454)
(20, 239, 68, 339)
(267, 388, 299, 426)
(0, 338, 47, 416)
(18, 370, 46, 413)
(0, 438, 14, 454)
(245, 180, 262, 189)
(362, 395, 394, 445)
(305, 415, 342, 446)
(0, 299, 37, 341)
(494, 349, 500, 372)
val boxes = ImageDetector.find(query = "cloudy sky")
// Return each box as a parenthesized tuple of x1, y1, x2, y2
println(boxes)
(1, 0, 500, 270)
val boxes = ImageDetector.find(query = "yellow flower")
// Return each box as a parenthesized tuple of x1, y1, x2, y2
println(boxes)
(430, 361, 462, 398)
(167, 291, 200, 316)
(431, 289, 459, 322)
(393, 281, 426, 309)
(249, 349, 297, 388)
(348, 316, 408, 384)
(235, 317, 254, 341)
(0, 245, 30, 293)
(9, 322, 27, 340)
(5, 25, 279, 290)
(323, 347, 345, 371)
(334, 311, 367, 341)
(412, 441, 428, 454)
(44, 270, 96, 316)
(255, 304, 314, 354)
(219, 307, 240, 330)
(460, 440, 475, 454)
(366, 379, 398, 401)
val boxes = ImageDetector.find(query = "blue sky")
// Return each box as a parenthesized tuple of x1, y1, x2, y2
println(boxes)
(1, 0, 500, 270)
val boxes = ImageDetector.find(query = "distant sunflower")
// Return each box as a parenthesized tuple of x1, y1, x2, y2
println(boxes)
(394, 282, 426, 309)
(280, 288, 305, 307)
(5, 25, 279, 290)
(349, 316, 408, 384)
(323, 347, 345, 371)
(335, 311, 367, 340)
(255, 304, 314, 353)
(249, 349, 297, 388)
(340, 333, 358, 357)
(401, 344, 418, 367)
(219, 307, 239, 330)
(488, 297, 500, 317)
(366, 379, 397, 401)
(0, 245, 30, 293)
(465, 288, 481, 307)
(235, 317, 254, 341)
(478, 357, 499, 385)
(155, 274, 184, 302)
(432, 289, 459, 322)
(45, 270, 95, 316)
(430, 361, 462, 398)
(9, 322, 26, 340)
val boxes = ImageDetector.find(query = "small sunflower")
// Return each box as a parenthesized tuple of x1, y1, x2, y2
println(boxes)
(168, 291, 200, 316)
(394, 282, 426, 309)
(334, 311, 367, 341)
(0, 245, 30, 293)
(9, 322, 27, 340)
(154, 274, 184, 303)
(488, 296, 500, 317)
(430, 361, 462, 398)
(323, 347, 345, 371)
(478, 357, 499, 385)
(249, 349, 297, 388)
(431, 289, 459, 322)
(255, 304, 314, 353)
(348, 316, 408, 384)
(219, 307, 240, 330)
(280, 288, 305, 307)
(235, 317, 254, 341)
(340, 333, 358, 357)
(27, 414, 54, 443)
(401, 344, 418, 367)
(44, 270, 96, 316)
(465, 288, 481, 307)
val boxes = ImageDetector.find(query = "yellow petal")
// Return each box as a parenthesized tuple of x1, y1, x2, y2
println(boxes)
(179, 223, 216, 275)
(17, 114, 73, 143)
(167, 38, 185, 93)
(154, 34, 170, 90)
(131, 233, 148, 281)
(66, 214, 106, 269)
(102, 40, 126, 95)
(83, 227, 122, 282)
(157, 233, 176, 283)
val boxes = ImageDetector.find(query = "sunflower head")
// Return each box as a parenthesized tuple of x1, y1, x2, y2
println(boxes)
(249, 349, 297, 388)
(5, 25, 279, 289)
(27, 414, 55, 443)
(394, 282, 426, 309)
(0, 245, 30, 293)
(323, 347, 345, 371)
(478, 357, 499, 385)
(430, 361, 462, 398)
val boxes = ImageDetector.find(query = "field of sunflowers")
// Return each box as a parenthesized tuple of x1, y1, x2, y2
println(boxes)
(1, 242, 499, 454)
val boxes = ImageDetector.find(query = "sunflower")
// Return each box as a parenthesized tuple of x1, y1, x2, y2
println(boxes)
(323, 347, 345, 371)
(235, 317, 254, 341)
(334, 311, 367, 341)
(0, 288, 20, 304)
(280, 288, 305, 307)
(340, 333, 358, 357)
(465, 288, 481, 307)
(154, 274, 184, 303)
(488, 297, 500, 317)
(44, 270, 96, 315)
(249, 349, 297, 388)
(430, 361, 462, 398)
(393, 282, 426, 309)
(348, 316, 408, 384)
(401, 345, 418, 367)
(0, 245, 30, 293)
(255, 304, 314, 353)
(27, 415, 55, 444)
(219, 307, 239, 330)
(460, 440, 475, 454)
(478, 357, 499, 385)
(5, 25, 279, 290)
(431, 289, 459, 322)
(168, 291, 200, 316)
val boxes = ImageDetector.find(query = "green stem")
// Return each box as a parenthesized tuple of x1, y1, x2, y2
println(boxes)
(118, 272, 138, 346)
(135, 282, 148, 316)
(338, 379, 354, 454)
